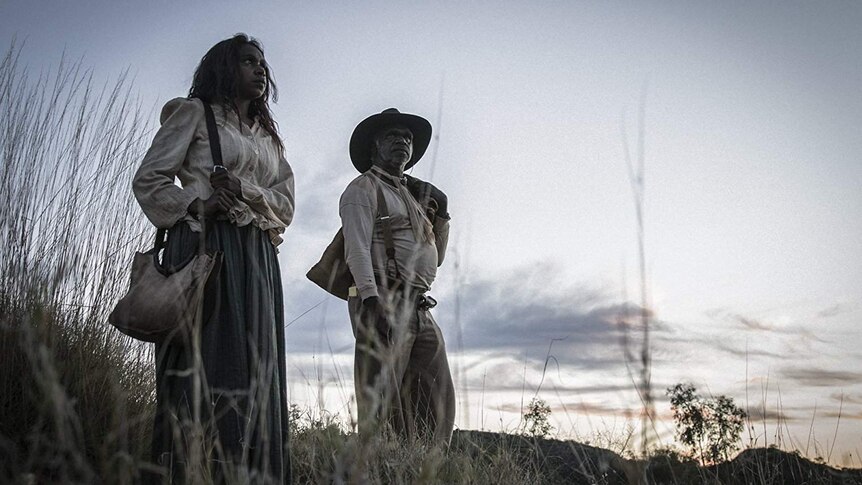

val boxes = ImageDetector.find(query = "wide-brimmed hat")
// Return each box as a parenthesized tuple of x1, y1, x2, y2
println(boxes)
(349, 108, 432, 173)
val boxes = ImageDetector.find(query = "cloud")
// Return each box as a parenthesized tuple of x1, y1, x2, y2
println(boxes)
(497, 400, 677, 422)
(281, 261, 671, 399)
(734, 315, 776, 331)
(745, 406, 796, 423)
(549, 383, 672, 395)
(822, 410, 862, 420)
(498, 400, 635, 417)
(291, 168, 356, 236)
(708, 309, 788, 335)
(829, 392, 862, 405)
(454, 267, 667, 372)
(456, 360, 671, 397)
(706, 308, 828, 338)
(779, 367, 862, 388)
(704, 338, 795, 360)
(694, 309, 831, 361)
(282, 283, 355, 354)
(817, 304, 849, 319)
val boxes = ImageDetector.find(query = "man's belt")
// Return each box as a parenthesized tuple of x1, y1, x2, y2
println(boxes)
(349, 276, 438, 312)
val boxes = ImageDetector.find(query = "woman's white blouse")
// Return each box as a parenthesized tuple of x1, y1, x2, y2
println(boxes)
(133, 97, 295, 246)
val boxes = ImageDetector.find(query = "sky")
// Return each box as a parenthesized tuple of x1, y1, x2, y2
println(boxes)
(3, 0, 860, 466)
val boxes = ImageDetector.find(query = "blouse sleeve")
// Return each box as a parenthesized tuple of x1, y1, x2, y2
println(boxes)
(132, 97, 202, 228)
(240, 152, 296, 231)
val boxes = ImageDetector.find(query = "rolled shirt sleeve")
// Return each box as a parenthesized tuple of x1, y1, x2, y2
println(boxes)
(340, 179, 378, 300)
(433, 216, 450, 266)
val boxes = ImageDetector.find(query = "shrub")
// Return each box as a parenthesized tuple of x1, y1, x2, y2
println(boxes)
(667, 383, 746, 464)
(522, 397, 554, 438)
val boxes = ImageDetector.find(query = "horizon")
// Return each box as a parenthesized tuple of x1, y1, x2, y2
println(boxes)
(2, 0, 860, 467)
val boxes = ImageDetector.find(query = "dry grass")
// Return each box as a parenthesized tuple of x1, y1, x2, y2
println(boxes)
(287, 405, 545, 483)
(2, 41, 860, 484)
(0, 41, 154, 483)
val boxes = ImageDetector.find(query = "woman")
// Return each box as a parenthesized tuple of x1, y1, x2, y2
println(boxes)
(133, 34, 294, 484)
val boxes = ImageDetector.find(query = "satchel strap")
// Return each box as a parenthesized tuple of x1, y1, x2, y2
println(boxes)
(154, 228, 168, 252)
(374, 180, 402, 281)
(375, 185, 394, 259)
(202, 102, 223, 166)
(153, 100, 223, 256)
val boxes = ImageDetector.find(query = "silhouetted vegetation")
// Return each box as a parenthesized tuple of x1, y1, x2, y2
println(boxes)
(522, 397, 554, 439)
(667, 383, 747, 465)
(2, 42, 860, 484)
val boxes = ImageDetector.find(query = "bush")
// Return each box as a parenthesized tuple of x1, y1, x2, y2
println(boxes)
(666, 383, 746, 465)
(522, 397, 554, 438)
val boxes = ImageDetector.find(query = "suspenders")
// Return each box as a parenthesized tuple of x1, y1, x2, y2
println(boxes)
(374, 179, 401, 283)
(372, 174, 437, 309)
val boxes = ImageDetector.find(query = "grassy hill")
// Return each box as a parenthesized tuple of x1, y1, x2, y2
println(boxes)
(2, 41, 860, 485)
(288, 424, 862, 484)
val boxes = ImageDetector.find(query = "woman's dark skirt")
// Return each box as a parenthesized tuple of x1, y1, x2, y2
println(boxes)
(146, 221, 289, 484)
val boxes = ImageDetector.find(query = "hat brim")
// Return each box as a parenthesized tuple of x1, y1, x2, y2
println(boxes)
(349, 111, 432, 173)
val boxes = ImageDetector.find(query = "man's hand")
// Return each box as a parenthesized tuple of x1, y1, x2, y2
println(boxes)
(405, 175, 448, 219)
(188, 188, 238, 218)
(361, 296, 391, 342)
(210, 169, 243, 199)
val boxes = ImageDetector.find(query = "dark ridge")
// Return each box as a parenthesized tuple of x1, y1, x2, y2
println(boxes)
(452, 430, 862, 485)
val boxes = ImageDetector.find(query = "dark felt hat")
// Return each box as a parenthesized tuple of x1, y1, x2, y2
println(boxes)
(349, 108, 432, 173)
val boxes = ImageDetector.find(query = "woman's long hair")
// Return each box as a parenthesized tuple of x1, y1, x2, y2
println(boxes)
(189, 33, 284, 155)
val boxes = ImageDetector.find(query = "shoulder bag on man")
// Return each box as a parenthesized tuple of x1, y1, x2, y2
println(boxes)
(307, 177, 397, 300)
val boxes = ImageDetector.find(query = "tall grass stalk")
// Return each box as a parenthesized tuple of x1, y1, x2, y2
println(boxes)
(0, 42, 154, 483)
(620, 82, 657, 456)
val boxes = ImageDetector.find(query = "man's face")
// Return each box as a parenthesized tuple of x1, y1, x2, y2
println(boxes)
(372, 124, 413, 174)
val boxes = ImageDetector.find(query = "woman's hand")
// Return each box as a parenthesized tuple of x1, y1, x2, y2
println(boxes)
(188, 187, 238, 218)
(210, 169, 243, 199)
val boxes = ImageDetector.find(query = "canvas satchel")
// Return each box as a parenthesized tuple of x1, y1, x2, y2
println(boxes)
(109, 101, 225, 342)
(306, 228, 352, 300)
(307, 179, 397, 301)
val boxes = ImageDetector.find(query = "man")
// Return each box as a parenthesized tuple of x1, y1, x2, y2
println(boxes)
(340, 108, 455, 444)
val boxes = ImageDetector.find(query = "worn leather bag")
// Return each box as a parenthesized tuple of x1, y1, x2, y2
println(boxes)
(306, 228, 352, 300)
(307, 180, 400, 301)
(108, 101, 225, 342)
(109, 231, 223, 342)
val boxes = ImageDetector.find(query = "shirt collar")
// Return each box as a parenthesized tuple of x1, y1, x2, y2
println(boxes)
(369, 166, 407, 187)
(216, 104, 261, 134)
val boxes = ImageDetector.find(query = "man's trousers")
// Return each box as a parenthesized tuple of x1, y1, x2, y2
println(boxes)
(348, 284, 455, 445)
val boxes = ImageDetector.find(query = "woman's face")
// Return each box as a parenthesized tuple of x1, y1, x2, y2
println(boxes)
(236, 43, 267, 102)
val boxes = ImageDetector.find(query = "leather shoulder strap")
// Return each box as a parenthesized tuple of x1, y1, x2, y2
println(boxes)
(202, 102, 223, 166)
(153, 100, 221, 254)
(375, 182, 395, 260)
